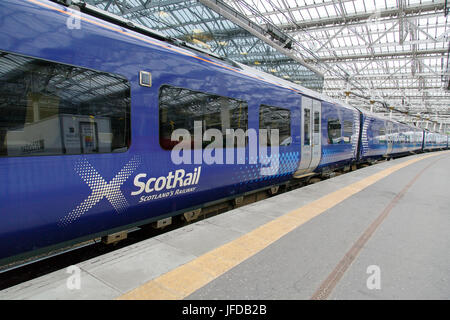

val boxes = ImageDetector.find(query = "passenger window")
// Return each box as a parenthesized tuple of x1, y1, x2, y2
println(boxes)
(313, 111, 320, 145)
(159, 85, 248, 150)
(379, 128, 386, 144)
(259, 105, 291, 147)
(0, 51, 130, 157)
(342, 120, 352, 144)
(314, 112, 320, 133)
(304, 109, 311, 146)
(327, 118, 342, 144)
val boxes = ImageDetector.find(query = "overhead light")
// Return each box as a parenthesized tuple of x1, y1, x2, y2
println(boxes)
(240, 51, 248, 55)
(269, 69, 277, 73)
(283, 75, 290, 79)
(159, 11, 169, 17)
(218, 41, 228, 46)
(254, 61, 261, 65)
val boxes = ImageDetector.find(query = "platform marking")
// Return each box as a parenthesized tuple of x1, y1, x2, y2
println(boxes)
(118, 151, 448, 300)
(310, 153, 449, 300)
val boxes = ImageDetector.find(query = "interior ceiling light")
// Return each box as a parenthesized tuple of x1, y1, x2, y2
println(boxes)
(192, 38, 211, 49)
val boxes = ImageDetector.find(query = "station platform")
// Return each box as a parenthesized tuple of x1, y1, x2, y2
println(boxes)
(1, 151, 449, 300)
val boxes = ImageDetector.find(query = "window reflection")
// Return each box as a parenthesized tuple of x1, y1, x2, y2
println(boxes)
(327, 118, 342, 144)
(0, 51, 131, 157)
(259, 105, 291, 147)
(159, 85, 248, 150)
(343, 120, 353, 144)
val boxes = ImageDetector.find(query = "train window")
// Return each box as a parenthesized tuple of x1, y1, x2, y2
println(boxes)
(379, 128, 386, 143)
(0, 51, 130, 157)
(343, 120, 353, 143)
(159, 85, 248, 150)
(314, 112, 320, 133)
(304, 109, 311, 146)
(259, 105, 291, 147)
(327, 119, 342, 144)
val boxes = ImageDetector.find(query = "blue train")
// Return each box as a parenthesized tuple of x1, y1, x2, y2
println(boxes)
(0, 0, 448, 265)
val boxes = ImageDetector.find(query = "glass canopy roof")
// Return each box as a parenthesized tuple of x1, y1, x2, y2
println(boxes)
(85, 0, 449, 131)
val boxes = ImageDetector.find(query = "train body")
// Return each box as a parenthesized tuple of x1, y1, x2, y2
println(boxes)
(0, 0, 448, 264)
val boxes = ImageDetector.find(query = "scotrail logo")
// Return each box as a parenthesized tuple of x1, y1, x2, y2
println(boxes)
(131, 167, 202, 203)
(59, 155, 142, 226)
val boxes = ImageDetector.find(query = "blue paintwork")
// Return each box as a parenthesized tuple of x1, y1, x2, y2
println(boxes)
(316, 102, 359, 172)
(359, 111, 424, 161)
(0, 0, 448, 264)
(0, 0, 304, 262)
(424, 131, 448, 150)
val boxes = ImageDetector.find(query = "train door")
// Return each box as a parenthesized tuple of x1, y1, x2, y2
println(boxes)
(294, 96, 322, 177)
(386, 121, 394, 155)
(310, 99, 322, 169)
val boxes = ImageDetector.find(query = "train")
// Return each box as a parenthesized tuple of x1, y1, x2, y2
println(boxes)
(0, 0, 448, 266)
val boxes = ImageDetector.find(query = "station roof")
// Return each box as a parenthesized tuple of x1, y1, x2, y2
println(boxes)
(85, 0, 450, 131)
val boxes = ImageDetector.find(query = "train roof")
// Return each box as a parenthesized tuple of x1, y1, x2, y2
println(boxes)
(234, 62, 356, 111)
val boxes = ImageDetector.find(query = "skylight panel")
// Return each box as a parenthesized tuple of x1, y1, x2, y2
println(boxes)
(373, 0, 385, 10)
(279, 12, 289, 24)
(387, 32, 395, 43)
(418, 43, 428, 50)
(364, 0, 376, 12)
(343, 35, 351, 47)
(353, 0, 366, 13)
(348, 35, 358, 45)
(285, 0, 298, 7)
(316, 6, 328, 18)
(344, 1, 355, 14)
(324, 4, 337, 16)
(290, 10, 301, 21)
(308, 8, 320, 19)
(253, 1, 268, 13)
(331, 38, 340, 48)
(384, 0, 397, 9)
(298, 8, 312, 20)
(407, 0, 422, 5)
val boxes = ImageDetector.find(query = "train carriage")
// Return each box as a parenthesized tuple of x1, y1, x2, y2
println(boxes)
(0, 0, 448, 266)
(425, 131, 448, 151)
(358, 109, 424, 162)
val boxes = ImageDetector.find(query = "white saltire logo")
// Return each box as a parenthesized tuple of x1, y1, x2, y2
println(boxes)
(59, 155, 142, 226)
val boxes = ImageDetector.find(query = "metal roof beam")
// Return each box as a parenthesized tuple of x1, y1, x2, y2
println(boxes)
(197, 0, 324, 78)
(280, 2, 445, 31)
(325, 87, 448, 90)
(326, 73, 449, 80)
(309, 49, 448, 63)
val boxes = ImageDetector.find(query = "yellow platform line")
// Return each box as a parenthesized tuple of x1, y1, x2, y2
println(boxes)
(118, 151, 447, 300)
